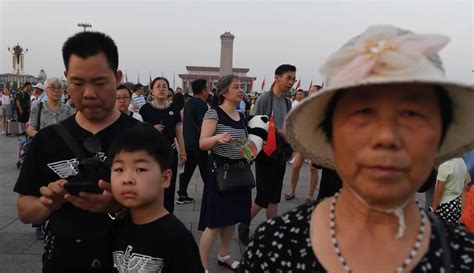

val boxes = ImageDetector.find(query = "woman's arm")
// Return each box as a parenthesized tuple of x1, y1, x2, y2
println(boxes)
(175, 122, 187, 163)
(26, 124, 38, 137)
(431, 180, 445, 211)
(199, 118, 232, 151)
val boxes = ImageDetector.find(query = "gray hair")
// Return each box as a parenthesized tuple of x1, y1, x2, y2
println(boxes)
(44, 77, 63, 90)
(216, 74, 239, 96)
(215, 75, 239, 105)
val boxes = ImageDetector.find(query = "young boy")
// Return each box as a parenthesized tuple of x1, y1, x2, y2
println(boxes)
(109, 123, 204, 273)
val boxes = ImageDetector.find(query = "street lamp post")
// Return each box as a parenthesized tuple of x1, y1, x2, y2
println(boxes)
(77, 22, 92, 31)
(8, 43, 28, 89)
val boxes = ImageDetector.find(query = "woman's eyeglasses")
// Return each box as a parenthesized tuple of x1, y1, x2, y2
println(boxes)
(116, 96, 130, 101)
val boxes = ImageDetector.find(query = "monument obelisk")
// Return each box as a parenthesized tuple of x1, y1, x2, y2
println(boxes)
(219, 32, 234, 76)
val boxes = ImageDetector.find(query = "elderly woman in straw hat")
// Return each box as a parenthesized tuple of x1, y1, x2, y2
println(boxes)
(240, 25, 474, 273)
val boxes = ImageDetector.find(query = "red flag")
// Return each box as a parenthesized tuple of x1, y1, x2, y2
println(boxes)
(263, 114, 277, 156)
(269, 80, 275, 92)
(208, 76, 212, 91)
(294, 78, 301, 90)
(261, 78, 266, 92)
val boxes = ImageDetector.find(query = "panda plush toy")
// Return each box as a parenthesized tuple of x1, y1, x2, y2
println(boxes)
(241, 115, 269, 161)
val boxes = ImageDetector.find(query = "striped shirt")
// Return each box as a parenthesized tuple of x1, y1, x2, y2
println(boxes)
(204, 107, 247, 160)
(130, 93, 146, 113)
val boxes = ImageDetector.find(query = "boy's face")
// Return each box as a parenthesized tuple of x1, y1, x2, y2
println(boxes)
(111, 150, 171, 209)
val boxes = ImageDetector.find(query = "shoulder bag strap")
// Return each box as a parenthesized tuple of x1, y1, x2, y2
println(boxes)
(430, 214, 452, 273)
(52, 124, 87, 160)
(36, 102, 43, 130)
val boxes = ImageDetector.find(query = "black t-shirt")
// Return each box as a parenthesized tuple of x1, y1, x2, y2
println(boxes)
(13, 113, 138, 269)
(112, 214, 204, 273)
(16, 91, 30, 109)
(182, 97, 208, 151)
(139, 103, 182, 144)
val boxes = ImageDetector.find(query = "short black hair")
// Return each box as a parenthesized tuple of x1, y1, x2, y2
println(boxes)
(132, 83, 143, 92)
(319, 85, 453, 146)
(275, 64, 296, 76)
(192, 79, 207, 95)
(150, 77, 170, 90)
(173, 93, 185, 111)
(117, 84, 132, 97)
(109, 123, 172, 170)
(62, 31, 119, 72)
(23, 82, 32, 87)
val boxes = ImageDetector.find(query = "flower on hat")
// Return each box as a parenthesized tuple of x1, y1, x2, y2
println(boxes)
(321, 25, 450, 87)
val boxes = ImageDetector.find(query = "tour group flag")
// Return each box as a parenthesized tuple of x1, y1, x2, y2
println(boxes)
(261, 78, 266, 92)
(263, 114, 277, 156)
(294, 78, 301, 90)
(269, 80, 275, 92)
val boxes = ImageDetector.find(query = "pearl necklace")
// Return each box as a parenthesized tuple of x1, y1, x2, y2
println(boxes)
(329, 192, 427, 273)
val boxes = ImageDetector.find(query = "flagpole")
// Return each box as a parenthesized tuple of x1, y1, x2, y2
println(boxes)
(173, 72, 176, 89)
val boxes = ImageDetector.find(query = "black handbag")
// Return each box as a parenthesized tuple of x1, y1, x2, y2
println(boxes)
(216, 160, 255, 192)
(215, 112, 255, 192)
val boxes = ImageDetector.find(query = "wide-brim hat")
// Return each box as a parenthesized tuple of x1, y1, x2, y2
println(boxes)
(285, 25, 474, 170)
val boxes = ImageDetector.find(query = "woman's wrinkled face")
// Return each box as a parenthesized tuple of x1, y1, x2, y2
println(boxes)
(331, 84, 442, 208)
(223, 79, 243, 103)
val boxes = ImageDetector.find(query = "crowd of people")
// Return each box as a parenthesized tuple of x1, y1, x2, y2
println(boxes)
(7, 24, 474, 273)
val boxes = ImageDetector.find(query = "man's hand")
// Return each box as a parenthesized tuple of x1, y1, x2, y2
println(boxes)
(64, 180, 114, 213)
(39, 179, 68, 212)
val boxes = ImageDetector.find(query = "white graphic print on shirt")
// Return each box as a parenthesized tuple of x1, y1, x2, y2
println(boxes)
(47, 158, 79, 178)
(113, 245, 165, 273)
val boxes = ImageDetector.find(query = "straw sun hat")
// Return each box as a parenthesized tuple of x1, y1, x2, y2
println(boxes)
(285, 25, 473, 170)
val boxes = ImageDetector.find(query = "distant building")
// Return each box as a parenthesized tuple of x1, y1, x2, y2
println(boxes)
(179, 32, 256, 94)
(0, 72, 42, 90)
(179, 66, 255, 94)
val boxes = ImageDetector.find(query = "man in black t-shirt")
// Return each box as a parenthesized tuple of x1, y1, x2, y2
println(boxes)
(14, 31, 137, 273)
(177, 79, 210, 204)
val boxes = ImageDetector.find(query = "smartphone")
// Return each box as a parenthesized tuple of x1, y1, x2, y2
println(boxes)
(64, 181, 103, 196)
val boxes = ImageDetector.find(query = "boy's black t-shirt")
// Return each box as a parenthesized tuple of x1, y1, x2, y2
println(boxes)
(182, 97, 208, 151)
(13, 113, 138, 270)
(139, 103, 182, 144)
(112, 214, 204, 273)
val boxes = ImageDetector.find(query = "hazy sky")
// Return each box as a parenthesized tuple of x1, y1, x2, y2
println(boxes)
(1, 0, 472, 89)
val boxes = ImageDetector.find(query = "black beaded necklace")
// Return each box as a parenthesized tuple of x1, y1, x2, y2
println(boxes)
(329, 192, 427, 273)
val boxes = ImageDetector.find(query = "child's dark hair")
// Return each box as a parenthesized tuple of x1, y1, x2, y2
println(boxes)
(62, 31, 119, 72)
(109, 123, 172, 170)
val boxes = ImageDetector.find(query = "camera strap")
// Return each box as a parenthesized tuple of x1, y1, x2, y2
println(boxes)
(53, 124, 87, 160)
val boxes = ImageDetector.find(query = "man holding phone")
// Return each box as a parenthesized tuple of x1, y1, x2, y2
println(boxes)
(14, 31, 137, 272)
